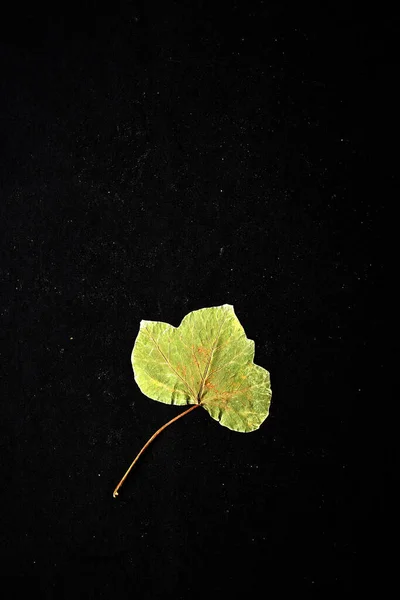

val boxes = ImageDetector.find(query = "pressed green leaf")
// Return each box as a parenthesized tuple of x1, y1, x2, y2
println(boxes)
(131, 304, 272, 433)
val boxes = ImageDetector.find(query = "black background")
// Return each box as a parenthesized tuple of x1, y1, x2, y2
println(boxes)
(1, 0, 387, 595)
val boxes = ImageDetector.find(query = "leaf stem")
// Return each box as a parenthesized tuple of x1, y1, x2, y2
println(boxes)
(113, 403, 201, 498)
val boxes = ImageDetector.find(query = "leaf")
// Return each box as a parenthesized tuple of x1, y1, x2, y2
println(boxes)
(113, 305, 272, 496)
(132, 304, 271, 433)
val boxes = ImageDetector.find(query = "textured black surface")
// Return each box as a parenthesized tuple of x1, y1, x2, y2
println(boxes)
(1, 0, 385, 595)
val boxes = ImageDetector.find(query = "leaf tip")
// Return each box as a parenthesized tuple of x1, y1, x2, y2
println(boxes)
(221, 303, 234, 311)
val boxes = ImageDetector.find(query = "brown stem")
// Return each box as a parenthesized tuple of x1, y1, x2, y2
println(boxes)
(113, 403, 201, 498)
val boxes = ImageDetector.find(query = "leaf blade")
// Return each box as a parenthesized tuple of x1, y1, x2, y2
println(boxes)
(132, 304, 272, 431)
